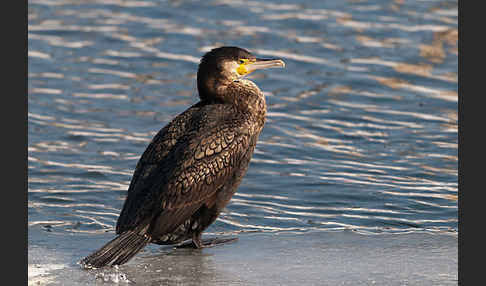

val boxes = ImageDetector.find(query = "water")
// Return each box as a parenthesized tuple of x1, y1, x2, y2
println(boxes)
(28, 0, 457, 284)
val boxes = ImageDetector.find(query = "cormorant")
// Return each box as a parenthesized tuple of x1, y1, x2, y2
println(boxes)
(81, 46, 285, 268)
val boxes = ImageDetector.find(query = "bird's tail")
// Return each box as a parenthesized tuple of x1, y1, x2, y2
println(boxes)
(80, 230, 151, 268)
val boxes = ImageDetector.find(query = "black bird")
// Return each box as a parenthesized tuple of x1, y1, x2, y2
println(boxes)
(81, 46, 285, 268)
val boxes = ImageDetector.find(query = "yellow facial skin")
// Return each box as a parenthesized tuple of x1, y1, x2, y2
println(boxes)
(236, 59, 254, 76)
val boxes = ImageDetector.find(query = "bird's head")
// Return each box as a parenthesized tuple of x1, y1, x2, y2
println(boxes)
(197, 46, 285, 102)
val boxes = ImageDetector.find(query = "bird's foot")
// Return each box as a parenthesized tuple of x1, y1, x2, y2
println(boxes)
(175, 237, 238, 249)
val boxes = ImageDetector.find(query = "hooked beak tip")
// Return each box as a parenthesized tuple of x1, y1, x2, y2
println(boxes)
(275, 59, 285, 68)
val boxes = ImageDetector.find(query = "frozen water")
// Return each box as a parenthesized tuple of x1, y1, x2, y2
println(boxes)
(29, 228, 457, 285)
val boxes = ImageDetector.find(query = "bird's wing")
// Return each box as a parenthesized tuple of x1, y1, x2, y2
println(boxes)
(116, 104, 256, 234)
(124, 103, 203, 194)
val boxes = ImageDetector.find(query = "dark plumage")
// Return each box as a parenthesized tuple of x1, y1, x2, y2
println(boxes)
(81, 46, 285, 268)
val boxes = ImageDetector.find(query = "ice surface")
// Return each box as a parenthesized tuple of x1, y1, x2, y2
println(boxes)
(28, 228, 457, 285)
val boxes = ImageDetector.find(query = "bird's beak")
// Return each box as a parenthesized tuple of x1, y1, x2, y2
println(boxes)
(246, 58, 286, 73)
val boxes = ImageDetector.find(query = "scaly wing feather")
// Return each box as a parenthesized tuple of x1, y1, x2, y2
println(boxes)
(116, 103, 255, 236)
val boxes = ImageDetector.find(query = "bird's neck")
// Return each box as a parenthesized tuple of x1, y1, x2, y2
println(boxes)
(230, 79, 267, 120)
(198, 78, 267, 122)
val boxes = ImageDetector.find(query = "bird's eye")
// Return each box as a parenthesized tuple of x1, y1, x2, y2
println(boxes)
(238, 59, 245, 64)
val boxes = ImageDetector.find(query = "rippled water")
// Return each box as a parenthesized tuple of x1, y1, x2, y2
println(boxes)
(28, 0, 457, 279)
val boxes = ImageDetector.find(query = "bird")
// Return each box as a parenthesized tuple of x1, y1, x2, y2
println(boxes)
(80, 46, 285, 268)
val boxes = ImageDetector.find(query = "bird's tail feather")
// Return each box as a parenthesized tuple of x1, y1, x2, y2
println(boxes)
(80, 231, 151, 268)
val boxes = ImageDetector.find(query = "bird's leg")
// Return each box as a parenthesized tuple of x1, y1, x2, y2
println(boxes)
(192, 233, 204, 249)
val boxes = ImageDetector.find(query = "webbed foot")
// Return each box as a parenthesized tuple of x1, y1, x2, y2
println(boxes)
(175, 237, 238, 249)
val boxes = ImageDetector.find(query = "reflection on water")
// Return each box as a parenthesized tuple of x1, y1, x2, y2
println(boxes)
(28, 0, 457, 262)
